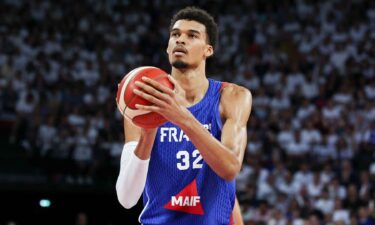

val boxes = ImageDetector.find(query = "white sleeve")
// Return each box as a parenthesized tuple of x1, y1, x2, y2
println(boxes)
(115, 141, 150, 209)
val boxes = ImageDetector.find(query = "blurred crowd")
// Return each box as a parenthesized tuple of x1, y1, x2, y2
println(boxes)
(0, 0, 374, 225)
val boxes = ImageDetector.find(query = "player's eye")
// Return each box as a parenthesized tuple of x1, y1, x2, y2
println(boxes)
(171, 32, 179, 37)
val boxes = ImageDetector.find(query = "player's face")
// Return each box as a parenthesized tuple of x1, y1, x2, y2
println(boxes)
(167, 20, 213, 69)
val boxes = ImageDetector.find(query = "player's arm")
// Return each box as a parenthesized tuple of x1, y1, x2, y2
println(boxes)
(115, 118, 157, 209)
(233, 197, 244, 225)
(134, 78, 252, 181)
(179, 84, 251, 180)
(124, 118, 157, 160)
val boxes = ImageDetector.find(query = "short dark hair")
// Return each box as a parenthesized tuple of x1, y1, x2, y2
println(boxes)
(169, 6, 218, 50)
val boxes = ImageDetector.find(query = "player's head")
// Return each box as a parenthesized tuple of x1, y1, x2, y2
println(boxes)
(167, 6, 218, 70)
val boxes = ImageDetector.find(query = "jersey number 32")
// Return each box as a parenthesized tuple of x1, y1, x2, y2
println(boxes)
(176, 150, 203, 170)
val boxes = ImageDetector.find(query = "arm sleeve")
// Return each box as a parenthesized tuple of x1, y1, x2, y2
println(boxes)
(115, 141, 150, 209)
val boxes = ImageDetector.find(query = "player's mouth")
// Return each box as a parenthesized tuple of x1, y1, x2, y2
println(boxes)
(173, 46, 188, 56)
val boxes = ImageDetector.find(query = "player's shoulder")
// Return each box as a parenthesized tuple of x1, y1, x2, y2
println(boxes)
(219, 82, 252, 120)
(220, 82, 252, 103)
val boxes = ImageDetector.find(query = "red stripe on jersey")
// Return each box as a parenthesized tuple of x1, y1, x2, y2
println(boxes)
(220, 82, 229, 91)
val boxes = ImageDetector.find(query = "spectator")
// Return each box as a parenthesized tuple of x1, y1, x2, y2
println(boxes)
(332, 198, 350, 225)
(328, 177, 347, 200)
(357, 206, 375, 225)
(343, 184, 365, 213)
(314, 188, 335, 215)
(251, 200, 273, 224)
(307, 171, 324, 198)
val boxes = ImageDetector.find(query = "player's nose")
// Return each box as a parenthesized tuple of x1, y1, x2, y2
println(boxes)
(176, 34, 186, 45)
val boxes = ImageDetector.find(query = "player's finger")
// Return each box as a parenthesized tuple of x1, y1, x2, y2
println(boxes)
(133, 89, 167, 106)
(135, 81, 171, 102)
(135, 104, 161, 112)
(141, 77, 175, 96)
(167, 75, 177, 86)
(167, 75, 179, 94)
(168, 75, 185, 97)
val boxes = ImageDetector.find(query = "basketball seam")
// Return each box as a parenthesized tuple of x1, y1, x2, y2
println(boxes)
(118, 67, 145, 115)
(120, 67, 156, 117)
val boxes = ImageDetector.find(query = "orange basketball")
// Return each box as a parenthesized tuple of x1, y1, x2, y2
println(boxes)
(116, 66, 174, 128)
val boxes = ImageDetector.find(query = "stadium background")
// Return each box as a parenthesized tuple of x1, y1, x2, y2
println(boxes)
(0, 0, 374, 225)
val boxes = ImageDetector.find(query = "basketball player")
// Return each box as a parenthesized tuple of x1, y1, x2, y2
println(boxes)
(116, 6, 251, 225)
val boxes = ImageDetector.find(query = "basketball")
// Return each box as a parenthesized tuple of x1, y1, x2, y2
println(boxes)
(116, 66, 174, 128)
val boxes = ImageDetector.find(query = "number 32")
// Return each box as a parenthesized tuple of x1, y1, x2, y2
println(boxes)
(176, 150, 203, 170)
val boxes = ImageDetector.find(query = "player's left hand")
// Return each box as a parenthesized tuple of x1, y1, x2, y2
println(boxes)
(133, 75, 191, 126)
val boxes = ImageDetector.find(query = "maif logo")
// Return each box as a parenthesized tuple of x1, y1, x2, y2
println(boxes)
(171, 196, 201, 207)
(164, 179, 205, 215)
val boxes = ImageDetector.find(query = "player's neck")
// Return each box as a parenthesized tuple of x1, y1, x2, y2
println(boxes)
(171, 66, 209, 105)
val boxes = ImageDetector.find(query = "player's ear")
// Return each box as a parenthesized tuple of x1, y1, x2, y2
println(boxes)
(205, 45, 213, 58)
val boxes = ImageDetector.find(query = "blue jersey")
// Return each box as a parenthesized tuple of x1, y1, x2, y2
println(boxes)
(139, 79, 235, 225)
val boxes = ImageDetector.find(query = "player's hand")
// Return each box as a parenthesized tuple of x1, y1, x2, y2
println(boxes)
(167, 75, 187, 106)
(133, 75, 191, 126)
